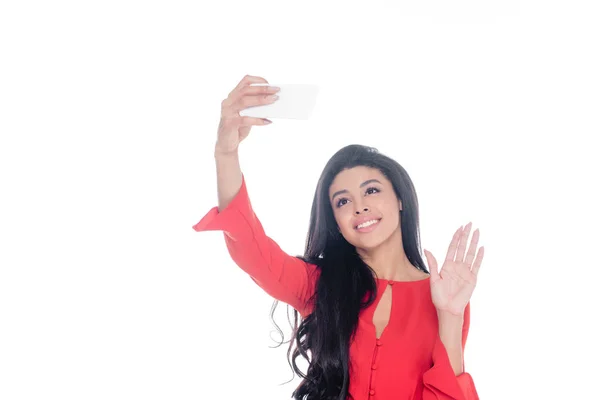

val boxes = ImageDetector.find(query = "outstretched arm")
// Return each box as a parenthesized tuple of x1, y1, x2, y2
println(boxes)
(194, 151, 318, 316)
(193, 75, 318, 316)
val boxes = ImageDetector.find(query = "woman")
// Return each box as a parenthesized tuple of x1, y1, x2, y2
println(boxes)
(193, 75, 485, 400)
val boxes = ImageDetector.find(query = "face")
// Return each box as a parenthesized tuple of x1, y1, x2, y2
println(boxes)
(328, 166, 403, 250)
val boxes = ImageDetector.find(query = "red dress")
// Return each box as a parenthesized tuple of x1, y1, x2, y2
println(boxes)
(193, 174, 479, 400)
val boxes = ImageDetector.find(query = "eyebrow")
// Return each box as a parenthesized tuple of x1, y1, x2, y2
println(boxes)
(331, 179, 382, 202)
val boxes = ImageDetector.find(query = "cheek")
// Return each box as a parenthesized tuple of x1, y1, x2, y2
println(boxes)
(385, 213, 400, 233)
(334, 210, 354, 233)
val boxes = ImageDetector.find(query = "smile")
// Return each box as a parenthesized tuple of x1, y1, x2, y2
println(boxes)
(355, 219, 381, 231)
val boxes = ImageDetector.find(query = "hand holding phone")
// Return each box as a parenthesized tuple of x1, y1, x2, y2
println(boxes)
(239, 83, 319, 120)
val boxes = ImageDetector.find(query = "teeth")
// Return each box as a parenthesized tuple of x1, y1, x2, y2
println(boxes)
(357, 219, 379, 229)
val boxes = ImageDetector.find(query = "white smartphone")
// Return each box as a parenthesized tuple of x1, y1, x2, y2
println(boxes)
(239, 83, 319, 120)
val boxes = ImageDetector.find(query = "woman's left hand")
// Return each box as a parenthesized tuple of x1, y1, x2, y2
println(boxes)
(424, 222, 485, 316)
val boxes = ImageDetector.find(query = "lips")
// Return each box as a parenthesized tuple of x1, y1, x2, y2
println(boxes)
(354, 218, 382, 230)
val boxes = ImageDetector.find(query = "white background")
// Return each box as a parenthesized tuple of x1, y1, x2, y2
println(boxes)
(1, 1, 599, 399)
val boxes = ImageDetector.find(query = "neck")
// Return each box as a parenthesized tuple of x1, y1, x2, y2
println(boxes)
(356, 227, 418, 281)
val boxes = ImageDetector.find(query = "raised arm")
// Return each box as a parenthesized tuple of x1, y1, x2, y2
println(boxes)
(193, 75, 319, 316)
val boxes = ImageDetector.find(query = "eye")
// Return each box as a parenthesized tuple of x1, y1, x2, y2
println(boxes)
(365, 187, 379, 195)
(335, 186, 380, 208)
(336, 198, 348, 207)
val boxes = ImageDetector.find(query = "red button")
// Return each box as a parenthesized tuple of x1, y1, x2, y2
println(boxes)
(388, 281, 394, 286)
(371, 364, 377, 370)
(376, 339, 382, 346)
(370, 389, 375, 396)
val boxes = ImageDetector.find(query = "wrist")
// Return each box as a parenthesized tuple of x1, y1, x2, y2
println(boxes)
(438, 312, 463, 343)
(437, 309, 464, 322)
(214, 148, 239, 159)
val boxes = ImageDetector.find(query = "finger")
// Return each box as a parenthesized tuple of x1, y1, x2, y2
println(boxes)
(230, 75, 269, 97)
(455, 222, 472, 263)
(240, 85, 280, 96)
(225, 84, 280, 109)
(464, 228, 479, 266)
(221, 91, 278, 118)
(218, 115, 272, 133)
(231, 93, 279, 114)
(424, 249, 440, 284)
(445, 227, 462, 262)
(239, 116, 272, 126)
(222, 75, 271, 111)
(471, 246, 484, 276)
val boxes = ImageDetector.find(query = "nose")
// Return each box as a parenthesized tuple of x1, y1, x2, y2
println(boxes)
(355, 207, 369, 215)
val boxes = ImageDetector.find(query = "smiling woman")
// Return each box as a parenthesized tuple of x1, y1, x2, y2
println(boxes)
(327, 166, 418, 279)
(193, 75, 484, 400)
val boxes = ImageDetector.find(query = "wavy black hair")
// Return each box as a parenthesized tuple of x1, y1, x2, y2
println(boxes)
(269, 144, 430, 400)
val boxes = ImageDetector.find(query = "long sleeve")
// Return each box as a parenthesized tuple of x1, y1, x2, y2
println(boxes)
(192, 174, 318, 317)
(422, 303, 479, 400)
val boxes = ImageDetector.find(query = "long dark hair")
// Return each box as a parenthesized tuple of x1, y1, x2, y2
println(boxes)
(269, 144, 429, 400)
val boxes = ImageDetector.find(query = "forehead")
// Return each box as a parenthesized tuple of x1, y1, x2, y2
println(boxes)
(328, 166, 388, 194)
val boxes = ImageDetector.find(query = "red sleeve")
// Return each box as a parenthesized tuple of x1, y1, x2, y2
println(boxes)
(192, 173, 318, 317)
(422, 302, 479, 400)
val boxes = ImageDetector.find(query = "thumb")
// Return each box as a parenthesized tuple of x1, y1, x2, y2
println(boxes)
(424, 249, 440, 283)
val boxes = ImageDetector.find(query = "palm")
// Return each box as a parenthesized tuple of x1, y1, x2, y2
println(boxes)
(424, 223, 485, 316)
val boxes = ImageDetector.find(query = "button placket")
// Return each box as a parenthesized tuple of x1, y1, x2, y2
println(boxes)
(368, 338, 382, 397)
(369, 280, 392, 398)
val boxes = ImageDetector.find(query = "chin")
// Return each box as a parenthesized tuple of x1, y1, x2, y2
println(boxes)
(359, 228, 397, 247)
(351, 233, 385, 249)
